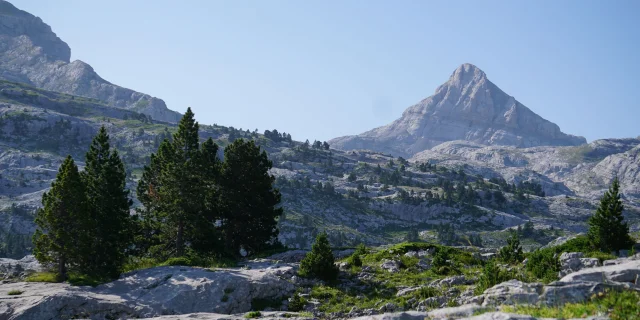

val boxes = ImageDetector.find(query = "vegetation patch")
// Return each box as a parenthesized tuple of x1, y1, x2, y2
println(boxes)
(7, 290, 24, 295)
(245, 311, 262, 319)
(502, 290, 640, 320)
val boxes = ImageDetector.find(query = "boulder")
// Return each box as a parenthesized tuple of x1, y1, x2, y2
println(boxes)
(559, 260, 640, 284)
(0, 265, 297, 319)
(0, 255, 43, 280)
(426, 304, 486, 319)
(380, 259, 402, 273)
(432, 275, 475, 287)
(480, 280, 543, 306)
(540, 280, 634, 306)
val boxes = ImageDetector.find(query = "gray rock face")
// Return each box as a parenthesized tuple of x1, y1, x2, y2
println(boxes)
(380, 259, 402, 273)
(480, 280, 543, 306)
(0, 0, 181, 123)
(558, 252, 602, 278)
(330, 63, 586, 157)
(559, 260, 640, 284)
(0, 255, 42, 280)
(0, 265, 296, 319)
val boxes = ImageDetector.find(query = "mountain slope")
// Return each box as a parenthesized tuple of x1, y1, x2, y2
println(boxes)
(0, 0, 181, 123)
(330, 64, 586, 157)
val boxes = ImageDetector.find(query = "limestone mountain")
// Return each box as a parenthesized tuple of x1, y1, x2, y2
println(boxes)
(0, 0, 181, 123)
(330, 63, 586, 157)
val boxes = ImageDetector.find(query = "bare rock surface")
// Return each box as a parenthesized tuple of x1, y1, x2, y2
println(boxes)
(0, 264, 296, 319)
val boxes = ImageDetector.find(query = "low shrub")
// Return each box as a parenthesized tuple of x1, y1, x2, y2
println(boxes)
(288, 293, 307, 312)
(7, 290, 23, 295)
(245, 311, 262, 319)
(475, 259, 513, 295)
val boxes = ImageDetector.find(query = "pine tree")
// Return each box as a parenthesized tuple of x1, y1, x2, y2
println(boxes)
(190, 138, 222, 254)
(299, 232, 338, 282)
(81, 127, 133, 279)
(220, 139, 282, 256)
(499, 230, 524, 264)
(33, 156, 87, 281)
(587, 178, 635, 253)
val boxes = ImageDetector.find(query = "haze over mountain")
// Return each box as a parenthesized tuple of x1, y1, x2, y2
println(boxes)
(0, 0, 180, 123)
(330, 64, 587, 157)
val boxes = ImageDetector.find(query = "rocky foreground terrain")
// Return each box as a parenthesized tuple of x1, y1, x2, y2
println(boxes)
(0, 243, 639, 319)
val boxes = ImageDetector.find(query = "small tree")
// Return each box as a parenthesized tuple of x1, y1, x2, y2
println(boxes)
(299, 232, 338, 282)
(499, 231, 524, 264)
(588, 178, 635, 253)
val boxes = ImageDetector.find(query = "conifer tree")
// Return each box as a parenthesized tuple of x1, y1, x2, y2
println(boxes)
(33, 156, 87, 281)
(499, 230, 524, 264)
(588, 178, 635, 253)
(190, 138, 222, 254)
(299, 232, 338, 282)
(81, 126, 133, 278)
(220, 138, 282, 256)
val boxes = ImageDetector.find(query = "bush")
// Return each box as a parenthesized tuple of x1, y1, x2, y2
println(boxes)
(475, 260, 513, 295)
(299, 232, 338, 282)
(288, 293, 307, 312)
(526, 248, 559, 283)
(245, 311, 262, 319)
(25, 272, 61, 283)
(162, 257, 195, 266)
(348, 253, 363, 267)
(499, 231, 524, 264)
(7, 290, 23, 295)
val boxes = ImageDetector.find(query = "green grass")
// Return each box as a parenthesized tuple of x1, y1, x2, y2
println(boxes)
(25, 272, 60, 283)
(502, 290, 640, 320)
(25, 272, 107, 287)
(245, 311, 262, 318)
(7, 290, 24, 295)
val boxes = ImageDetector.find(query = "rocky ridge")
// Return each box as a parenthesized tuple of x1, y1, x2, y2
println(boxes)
(330, 63, 586, 157)
(0, 0, 181, 123)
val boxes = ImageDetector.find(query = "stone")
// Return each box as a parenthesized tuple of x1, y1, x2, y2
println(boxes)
(559, 260, 640, 284)
(0, 265, 296, 319)
(480, 280, 543, 306)
(540, 280, 634, 306)
(461, 313, 537, 320)
(433, 275, 475, 287)
(378, 302, 397, 313)
(380, 259, 402, 273)
(0, 255, 42, 280)
(426, 304, 486, 319)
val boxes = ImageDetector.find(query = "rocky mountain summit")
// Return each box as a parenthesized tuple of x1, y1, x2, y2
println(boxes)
(330, 64, 586, 157)
(0, 0, 181, 123)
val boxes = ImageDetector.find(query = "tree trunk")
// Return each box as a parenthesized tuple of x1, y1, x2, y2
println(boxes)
(58, 255, 67, 282)
(176, 220, 184, 257)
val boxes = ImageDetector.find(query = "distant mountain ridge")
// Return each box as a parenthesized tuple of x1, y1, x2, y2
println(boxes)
(330, 63, 586, 157)
(0, 0, 181, 123)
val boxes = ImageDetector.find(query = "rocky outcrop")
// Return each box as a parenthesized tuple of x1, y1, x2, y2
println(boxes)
(480, 280, 543, 306)
(558, 252, 601, 278)
(0, 0, 181, 123)
(0, 264, 296, 319)
(0, 255, 41, 280)
(330, 63, 586, 157)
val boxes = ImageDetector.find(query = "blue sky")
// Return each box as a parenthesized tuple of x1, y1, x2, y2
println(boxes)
(12, 0, 640, 143)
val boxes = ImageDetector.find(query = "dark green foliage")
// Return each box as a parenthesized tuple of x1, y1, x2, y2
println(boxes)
(220, 138, 282, 256)
(80, 127, 133, 279)
(347, 172, 357, 182)
(288, 293, 307, 312)
(299, 232, 338, 282)
(475, 259, 513, 294)
(33, 156, 88, 281)
(526, 248, 560, 283)
(499, 231, 524, 264)
(137, 108, 222, 260)
(587, 178, 635, 253)
(348, 244, 366, 267)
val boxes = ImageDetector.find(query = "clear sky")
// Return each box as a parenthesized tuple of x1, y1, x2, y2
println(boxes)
(11, 0, 640, 143)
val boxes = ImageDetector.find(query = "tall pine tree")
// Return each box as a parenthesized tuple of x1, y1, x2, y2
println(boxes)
(81, 126, 133, 279)
(33, 156, 87, 281)
(587, 178, 635, 253)
(220, 138, 282, 256)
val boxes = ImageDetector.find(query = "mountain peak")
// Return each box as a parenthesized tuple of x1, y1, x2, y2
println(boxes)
(448, 63, 487, 85)
(329, 63, 586, 157)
